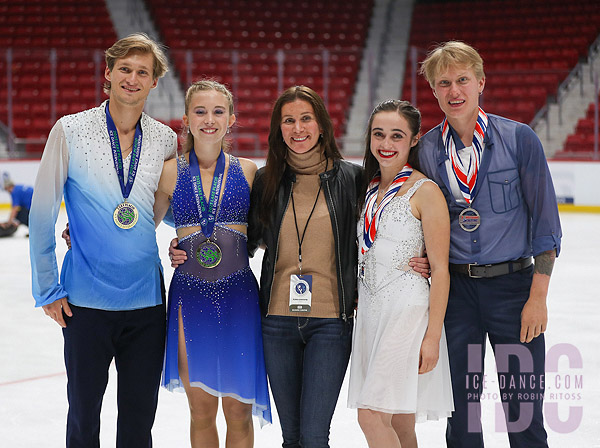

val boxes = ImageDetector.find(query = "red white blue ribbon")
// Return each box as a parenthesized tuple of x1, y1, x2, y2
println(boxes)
(442, 107, 488, 205)
(361, 164, 413, 254)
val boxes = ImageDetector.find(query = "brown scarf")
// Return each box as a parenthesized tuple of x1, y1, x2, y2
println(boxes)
(286, 145, 328, 175)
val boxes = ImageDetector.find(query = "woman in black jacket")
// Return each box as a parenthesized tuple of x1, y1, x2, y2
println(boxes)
(247, 85, 363, 448)
(167, 86, 429, 446)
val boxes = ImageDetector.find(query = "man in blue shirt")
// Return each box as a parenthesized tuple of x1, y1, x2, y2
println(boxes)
(418, 41, 561, 448)
(0, 173, 33, 237)
(29, 34, 177, 447)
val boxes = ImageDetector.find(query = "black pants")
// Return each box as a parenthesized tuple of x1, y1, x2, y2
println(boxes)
(445, 266, 548, 448)
(62, 300, 166, 448)
(16, 207, 29, 226)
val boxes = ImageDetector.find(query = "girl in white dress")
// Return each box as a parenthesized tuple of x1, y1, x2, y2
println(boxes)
(348, 100, 454, 448)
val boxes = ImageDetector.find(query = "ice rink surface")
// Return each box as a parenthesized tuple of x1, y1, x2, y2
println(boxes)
(1, 209, 598, 447)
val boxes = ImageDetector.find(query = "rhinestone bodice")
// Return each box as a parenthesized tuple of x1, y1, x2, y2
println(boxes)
(358, 178, 433, 295)
(172, 153, 250, 229)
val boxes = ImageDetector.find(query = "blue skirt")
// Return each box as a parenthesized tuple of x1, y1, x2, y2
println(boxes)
(162, 229, 271, 426)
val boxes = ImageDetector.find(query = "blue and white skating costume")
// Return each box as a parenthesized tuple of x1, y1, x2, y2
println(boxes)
(162, 153, 271, 426)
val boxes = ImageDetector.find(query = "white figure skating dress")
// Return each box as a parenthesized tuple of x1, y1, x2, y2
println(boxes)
(348, 179, 453, 422)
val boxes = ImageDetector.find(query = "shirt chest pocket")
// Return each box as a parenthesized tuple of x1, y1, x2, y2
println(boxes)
(487, 168, 521, 214)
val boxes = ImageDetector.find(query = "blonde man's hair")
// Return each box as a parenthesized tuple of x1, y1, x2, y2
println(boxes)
(182, 79, 235, 154)
(104, 33, 169, 94)
(419, 41, 485, 87)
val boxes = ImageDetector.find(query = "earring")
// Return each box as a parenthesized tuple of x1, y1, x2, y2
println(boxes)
(227, 127, 231, 134)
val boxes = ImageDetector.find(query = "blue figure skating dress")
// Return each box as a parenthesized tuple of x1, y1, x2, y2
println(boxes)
(162, 154, 271, 426)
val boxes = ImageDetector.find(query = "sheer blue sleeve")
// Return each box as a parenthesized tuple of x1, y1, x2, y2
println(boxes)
(516, 124, 562, 257)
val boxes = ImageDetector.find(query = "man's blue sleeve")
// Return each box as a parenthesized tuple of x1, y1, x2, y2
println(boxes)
(516, 124, 562, 257)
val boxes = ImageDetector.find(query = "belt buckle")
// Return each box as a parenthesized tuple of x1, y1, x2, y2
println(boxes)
(467, 263, 483, 278)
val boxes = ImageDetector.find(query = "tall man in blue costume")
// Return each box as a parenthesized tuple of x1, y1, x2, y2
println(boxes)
(418, 41, 561, 448)
(29, 33, 177, 447)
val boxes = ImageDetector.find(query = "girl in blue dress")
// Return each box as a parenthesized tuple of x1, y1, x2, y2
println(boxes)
(154, 80, 271, 447)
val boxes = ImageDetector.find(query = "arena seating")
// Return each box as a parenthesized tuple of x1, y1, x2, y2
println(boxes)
(7, 0, 597, 157)
(554, 101, 600, 158)
(1, 0, 372, 154)
(402, 0, 600, 134)
(0, 0, 116, 152)
(147, 0, 372, 152)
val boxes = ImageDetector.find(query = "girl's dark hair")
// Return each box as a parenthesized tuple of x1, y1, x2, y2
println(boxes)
(259, 85, 342, 224)
(360, 100, 422, 205)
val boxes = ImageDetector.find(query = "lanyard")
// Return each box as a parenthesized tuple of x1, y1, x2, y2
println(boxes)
(290, 159, 328, 273)
(105, 102, 143, 201)
(189, 149, 226, 240)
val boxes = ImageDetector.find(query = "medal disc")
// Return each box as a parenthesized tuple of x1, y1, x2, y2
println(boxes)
(113, 201, 139, 229)
(196, 240, 222, 268)
(458, 207, 481, 232)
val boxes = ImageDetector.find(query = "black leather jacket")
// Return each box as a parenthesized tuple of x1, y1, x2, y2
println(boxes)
(248, 159, 364, 321)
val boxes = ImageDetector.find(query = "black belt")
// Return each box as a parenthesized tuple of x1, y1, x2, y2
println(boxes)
(449, 257, 533, 278)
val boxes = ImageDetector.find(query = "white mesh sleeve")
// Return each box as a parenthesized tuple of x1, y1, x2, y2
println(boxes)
(29, 121, 70, 307)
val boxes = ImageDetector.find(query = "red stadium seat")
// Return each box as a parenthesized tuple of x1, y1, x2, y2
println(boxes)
(0, 1, 116, 147)
(146, 0, 373, 153)
(403, 0, 598, 135)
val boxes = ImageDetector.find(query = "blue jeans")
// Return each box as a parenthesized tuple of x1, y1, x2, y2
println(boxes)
(262, 315, 353, 448)
(445, 266, 548, 448)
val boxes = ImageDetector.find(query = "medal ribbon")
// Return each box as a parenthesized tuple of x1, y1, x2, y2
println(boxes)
(189, 149, 226, 239)
(442, 107, 488, 205)
(361, 164, 413, 254)
(106, 102, 143, 201)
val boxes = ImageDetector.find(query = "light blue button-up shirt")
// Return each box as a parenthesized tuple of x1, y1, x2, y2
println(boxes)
(419, 114, 561, 265)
